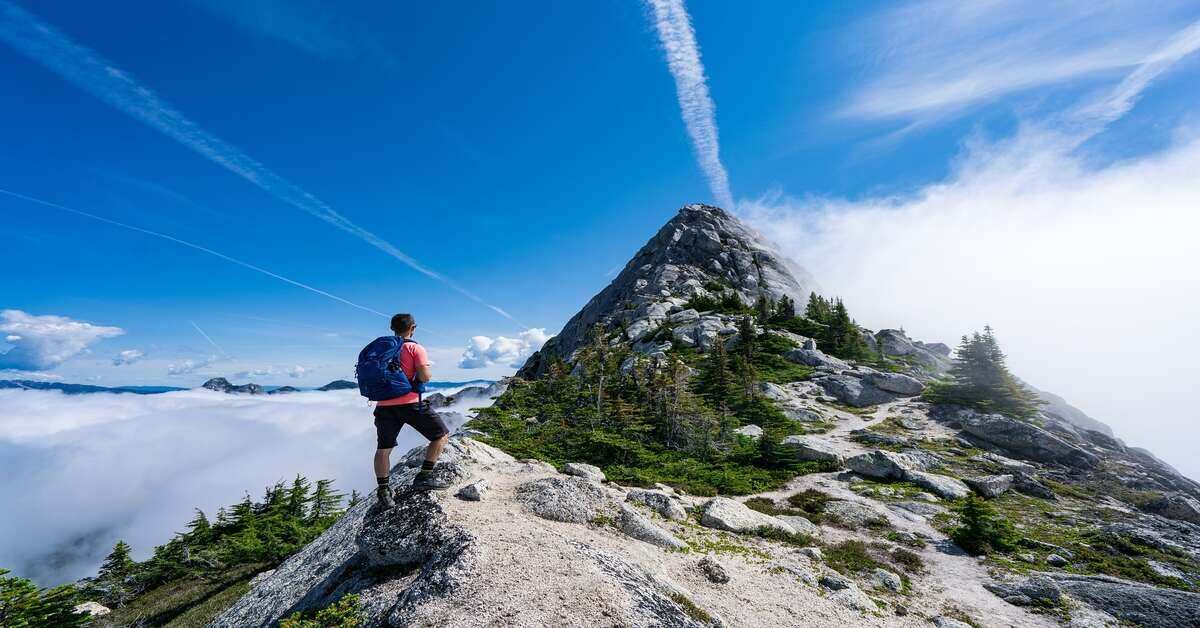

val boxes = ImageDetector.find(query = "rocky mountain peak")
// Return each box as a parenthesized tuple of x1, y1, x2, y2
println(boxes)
(520, 204, 817, 376)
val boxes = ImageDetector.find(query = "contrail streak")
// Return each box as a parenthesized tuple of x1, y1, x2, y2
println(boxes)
(0, 0, 523, 328)
(188, 320, 226, 355)
(0, 187, 389, 319)
(645, 0, 734, 209)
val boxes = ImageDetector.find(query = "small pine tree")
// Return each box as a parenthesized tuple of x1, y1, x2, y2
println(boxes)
(773, 295, 795, 321)
(347, 490, 362, 508)
(754, 295, 773, 320)
(951, 495, 1017, 555)
(97, 540, 136, 607)
(185, 508, 211, 542)
(804, 292, 832, 323)
(0, 569, 86, 627)
(696, 341, 736, 420)
(931, 326, 1039, 418)
(309, 480, 345, 523)
(286, 475, 312, 520)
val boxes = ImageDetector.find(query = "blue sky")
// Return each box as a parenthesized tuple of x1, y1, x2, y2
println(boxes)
(3, 0, 1199, 406)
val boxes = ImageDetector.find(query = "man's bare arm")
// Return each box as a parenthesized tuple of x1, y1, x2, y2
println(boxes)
(416, 364, 433, 383)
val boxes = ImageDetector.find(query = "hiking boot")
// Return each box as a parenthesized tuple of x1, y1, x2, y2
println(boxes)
(411, 470, 453, 491)
(376, 484, 395, 509)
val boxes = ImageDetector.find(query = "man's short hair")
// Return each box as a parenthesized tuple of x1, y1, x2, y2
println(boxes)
(390, 313, 416, 335)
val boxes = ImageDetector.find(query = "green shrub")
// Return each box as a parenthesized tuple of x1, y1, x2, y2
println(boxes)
(824, 540, 885, 575)
(786, 489, 834, 519)
(0, 569, 86, 627)
(889, 547, 925, 573)
(280, 594, 362, 628)
(754, 527, 815, 548)
(667, 591, 712, 623)
(951, 495, 1017, 555)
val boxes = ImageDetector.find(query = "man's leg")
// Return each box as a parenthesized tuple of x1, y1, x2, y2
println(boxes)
(409, 403, 452, 490)
(423, 433, 449, 465)
(374, 447, 393, 479)
(373, 408, 403, 508)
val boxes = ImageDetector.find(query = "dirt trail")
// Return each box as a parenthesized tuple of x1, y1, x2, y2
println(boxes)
(743, 399, 1055, 628)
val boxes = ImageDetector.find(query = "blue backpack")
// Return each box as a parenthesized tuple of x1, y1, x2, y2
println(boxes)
(355, 336, 427, 401)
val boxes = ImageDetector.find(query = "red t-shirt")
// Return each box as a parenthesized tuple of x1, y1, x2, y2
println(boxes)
(376, 341, 429, 406)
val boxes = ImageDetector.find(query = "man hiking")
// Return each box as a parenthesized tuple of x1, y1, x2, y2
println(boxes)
(360, 313, 452, 509)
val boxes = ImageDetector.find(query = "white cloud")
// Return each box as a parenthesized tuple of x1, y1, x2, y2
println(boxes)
(739, 126, 1200, 482)
(645, 0, 733, 209)
(111, 349, 144, 366)
(0, 310, 123, 371)
(0, 2, 519, 327)
(458, 328, 549, 369)
(231, 364, 309, 380)
(842, 0, 1200, 121)
(0, 388, 481, 585)
(166, 357, 216, 376)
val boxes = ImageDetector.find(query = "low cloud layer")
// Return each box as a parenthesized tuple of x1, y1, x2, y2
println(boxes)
(740, 128, 1200, 480)
(0, 388, 492, 585)
(458, 328, 549, 369)
(0, 309, 123, 371)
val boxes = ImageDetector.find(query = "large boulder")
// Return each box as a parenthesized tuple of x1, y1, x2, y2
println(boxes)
(906, 471, 971, 500)
(784, 348, 850, 371)
(863, 372, 925, 396)
(847, 450, 918, 480)
(823, 500, 890, 528)
(782, 435, 845, 465)
(617, 504, 687, 550)
(626, 489, 687, 521)
(964, 475, 1014, 498)
(940, 407, 1099, 468)
(734, 424, 764, 440)
(563, 462, 606, 482)
(816, 374, 897, 407)
(515, 476, 613, 524)
(700, 497, 795, 535)
(1047, 573, 1200, 628)
(776, 515, 821, 538)
(984, 575, 1063, 607)
(1144, 494, 1200, 525)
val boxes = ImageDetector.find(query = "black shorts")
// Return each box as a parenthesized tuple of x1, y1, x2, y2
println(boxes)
(373, 402, 448, 449)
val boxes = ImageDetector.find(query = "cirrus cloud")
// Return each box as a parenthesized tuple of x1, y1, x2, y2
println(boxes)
(0, 309, 123, 371)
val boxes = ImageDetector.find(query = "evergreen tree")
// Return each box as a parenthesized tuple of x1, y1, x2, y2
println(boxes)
(286, 475, 312, 519)
(185, 508, 211, 542)
(309, 479, 345, 523)
(931, 326, 1039, 418)
(951, 495, 1017, 555)
(755, 295, 773, 320)
(737, 315, 756, 362)
(0, 569, 86, 627)
(97, 540, 136, 607)
(828, 299, 869, 360)
(696, 341, 736, 420)
(347, 490, 362, 508)
(773, 295, 795, 321)
(804, 292, 832, 323)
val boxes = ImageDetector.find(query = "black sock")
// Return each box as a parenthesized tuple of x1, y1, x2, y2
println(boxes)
(377, 476, 388, 486)
(421, 460, 436, 471)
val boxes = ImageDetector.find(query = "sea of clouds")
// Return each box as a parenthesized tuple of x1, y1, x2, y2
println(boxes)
(0, 387, 491, 586)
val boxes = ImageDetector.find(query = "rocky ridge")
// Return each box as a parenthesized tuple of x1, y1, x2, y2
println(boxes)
(213, 204, 1199, 627)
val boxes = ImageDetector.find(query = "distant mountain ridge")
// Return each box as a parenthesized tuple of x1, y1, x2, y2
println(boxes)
(0, 380, 185, 395)
(0, 378, 495, 396)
